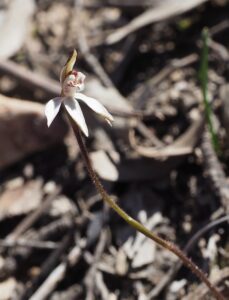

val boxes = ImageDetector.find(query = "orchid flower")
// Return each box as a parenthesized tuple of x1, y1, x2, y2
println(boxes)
(45, 51, 113, 137)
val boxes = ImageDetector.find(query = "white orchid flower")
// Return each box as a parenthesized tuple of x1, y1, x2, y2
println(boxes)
(45, 69, 114, 137)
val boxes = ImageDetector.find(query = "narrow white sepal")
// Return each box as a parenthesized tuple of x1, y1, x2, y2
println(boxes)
(45, 97, 62, 127)
(75, 93, 114, 125)
(64, 97, 89, 137)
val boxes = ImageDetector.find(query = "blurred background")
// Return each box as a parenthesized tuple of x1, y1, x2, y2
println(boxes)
(0, 0, 229, 299)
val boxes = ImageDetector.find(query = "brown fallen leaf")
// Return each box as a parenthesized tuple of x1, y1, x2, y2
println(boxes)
(90, 150, 119, 182)
(123, 212, 162, 268)
(0, 277, 19, 300)
(0, 94, 67, 169)
(0, 179, 43, 220)
(0, 0, 35, 58)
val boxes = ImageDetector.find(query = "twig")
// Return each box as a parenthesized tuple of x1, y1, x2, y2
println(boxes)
(209, 39, 229, 61)
(37, 216, 75, 240)
(83, 0, 153, 9)
(184, 215, 229, 253)
(210, 20, 229, 36)
(95, 271, 113, 300)
(0, 238, 58, 250)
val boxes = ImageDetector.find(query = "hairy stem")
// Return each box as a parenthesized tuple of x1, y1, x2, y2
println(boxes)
(69, 118, 224, 300)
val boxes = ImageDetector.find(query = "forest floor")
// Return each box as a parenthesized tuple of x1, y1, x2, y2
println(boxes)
(0, 1, 229, 299)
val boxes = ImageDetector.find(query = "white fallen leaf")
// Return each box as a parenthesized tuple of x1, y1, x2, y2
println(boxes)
(0, 179, 42, 220)
(90, 150, 119, 181)
(169, 279, 187, 293)
(0, 0, 35, 58)
(0, 277, 18, 300)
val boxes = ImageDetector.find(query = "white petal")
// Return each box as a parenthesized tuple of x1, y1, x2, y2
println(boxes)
(45, 97, 62, 127)
(64, 97, 89, 137)
(75, 93, 114, 126)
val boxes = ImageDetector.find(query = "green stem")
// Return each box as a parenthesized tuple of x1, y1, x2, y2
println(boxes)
(199, 28, 219, 153)
(69, 118, 224, 300)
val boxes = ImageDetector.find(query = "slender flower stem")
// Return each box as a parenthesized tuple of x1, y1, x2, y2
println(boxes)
(68, 116, 224, 300)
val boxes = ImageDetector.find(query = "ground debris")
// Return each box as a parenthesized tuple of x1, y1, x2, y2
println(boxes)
(0, 1, 228, 299)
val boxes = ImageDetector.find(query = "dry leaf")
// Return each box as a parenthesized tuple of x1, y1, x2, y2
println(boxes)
(0, 94, 67, 169)
(0, 277, 18, 300)
(0, 0, 35, 58)
(0, 179, 43, 220)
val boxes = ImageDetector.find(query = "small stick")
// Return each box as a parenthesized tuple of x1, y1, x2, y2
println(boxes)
(0, 238, 58, 250)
